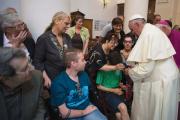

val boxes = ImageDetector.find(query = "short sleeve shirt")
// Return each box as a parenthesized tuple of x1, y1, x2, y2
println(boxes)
(96, 70, 122, 88)
(51, 71, 90, 110)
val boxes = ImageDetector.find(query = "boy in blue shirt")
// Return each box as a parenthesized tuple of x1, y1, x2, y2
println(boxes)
(51, 49, 107, 120)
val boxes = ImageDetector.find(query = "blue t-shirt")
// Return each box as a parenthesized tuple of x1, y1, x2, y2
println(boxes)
(51, 71, 90, 110)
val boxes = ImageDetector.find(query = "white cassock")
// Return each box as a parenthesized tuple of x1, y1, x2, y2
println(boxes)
(127, 23, 180, 120)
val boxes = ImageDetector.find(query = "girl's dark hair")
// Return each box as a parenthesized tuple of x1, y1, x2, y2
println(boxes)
(71, 15, 84, 27)
(123, 34, 133, 42)
(101, 33, 118, 44)
(112, 17, 123, 26)
(108, 51, 122, 65)
(74, 15, 84, 22)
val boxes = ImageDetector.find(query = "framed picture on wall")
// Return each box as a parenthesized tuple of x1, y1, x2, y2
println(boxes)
(158, 0, 168, 3)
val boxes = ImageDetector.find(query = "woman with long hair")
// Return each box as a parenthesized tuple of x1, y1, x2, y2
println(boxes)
(33, 11, 72, 88)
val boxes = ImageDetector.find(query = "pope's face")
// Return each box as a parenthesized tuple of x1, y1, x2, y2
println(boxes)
(129, 21, 140, 37)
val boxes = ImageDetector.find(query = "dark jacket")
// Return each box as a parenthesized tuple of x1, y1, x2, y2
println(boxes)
(33, 31, 72, 80)
(0, 31, 35, 60)
(0, 70, 46, 120)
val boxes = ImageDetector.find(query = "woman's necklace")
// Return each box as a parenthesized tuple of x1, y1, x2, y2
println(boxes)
(56, 35, 63, 47)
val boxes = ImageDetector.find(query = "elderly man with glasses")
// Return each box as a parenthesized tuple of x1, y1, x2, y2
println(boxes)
(0, 47, 46, 120)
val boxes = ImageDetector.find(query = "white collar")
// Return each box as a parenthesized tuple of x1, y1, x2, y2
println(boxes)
(3, 33, 12, 47)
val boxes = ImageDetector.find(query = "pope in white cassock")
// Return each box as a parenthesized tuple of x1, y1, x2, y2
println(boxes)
(126, 14, 179, 120)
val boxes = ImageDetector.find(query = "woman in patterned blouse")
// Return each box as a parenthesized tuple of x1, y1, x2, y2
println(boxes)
(33, 11, 72, 88)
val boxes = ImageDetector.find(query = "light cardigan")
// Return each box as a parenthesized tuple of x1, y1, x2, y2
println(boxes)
(67, 26, 90, 42)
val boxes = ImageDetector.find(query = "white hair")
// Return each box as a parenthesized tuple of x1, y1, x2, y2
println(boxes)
(1, 13, 21, 29)
(0, 8, 18, 24)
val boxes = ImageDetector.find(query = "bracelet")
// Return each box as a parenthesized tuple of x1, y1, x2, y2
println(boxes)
(65, 109, 71, 118)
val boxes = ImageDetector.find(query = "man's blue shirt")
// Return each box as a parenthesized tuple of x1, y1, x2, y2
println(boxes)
(51, 71, 90, 110)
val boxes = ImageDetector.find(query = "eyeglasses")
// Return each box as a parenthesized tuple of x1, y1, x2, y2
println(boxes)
(5, 22, 25, 32)
(124, 41, 132, 44)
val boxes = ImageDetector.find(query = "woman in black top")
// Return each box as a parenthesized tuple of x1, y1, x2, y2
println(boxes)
(104, 17, 125, 51)
(33, 11, 72, 88)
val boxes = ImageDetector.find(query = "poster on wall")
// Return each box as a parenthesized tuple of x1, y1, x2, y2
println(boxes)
(94, 20, 111, 31)
(94, 20, 100, 31)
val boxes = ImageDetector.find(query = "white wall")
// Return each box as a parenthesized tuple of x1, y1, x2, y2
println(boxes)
(155, 0, 174, 19)
(2, 0, 178, 39)
(70, 0, 118, 38)
(0, 0, 70, 40)
(171, 0, 180, 25)
(20, 0, 70, 40)
(155, 0, 180, 25)
(1, 0, 118, 39)
(0, 0, 20, 13)
(124, 0, 149, 33)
